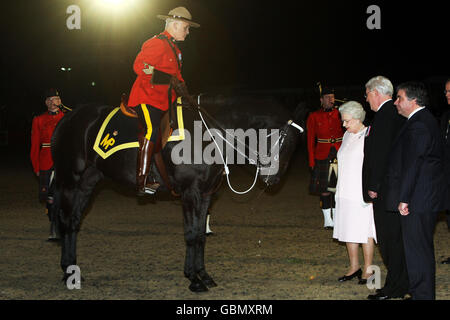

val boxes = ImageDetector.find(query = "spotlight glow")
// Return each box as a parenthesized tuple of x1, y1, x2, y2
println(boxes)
(97, 0, 133, 10)
(91, 0, 144, 17)
(101, 0, 125, 5)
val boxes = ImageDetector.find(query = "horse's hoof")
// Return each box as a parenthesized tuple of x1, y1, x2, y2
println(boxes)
(61, 273, 69, 284)
(203, 278, 217, 288)
(61, 271, 84, 283)
(189, 279, 208, 293)
(198, 271, 217, 288)
(47, 235, 61, 242)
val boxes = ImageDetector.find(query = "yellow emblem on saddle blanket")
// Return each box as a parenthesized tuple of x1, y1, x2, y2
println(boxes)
(93, 97, 185, 159)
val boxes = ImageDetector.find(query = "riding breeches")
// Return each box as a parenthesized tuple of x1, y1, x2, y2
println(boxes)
(135, 104, 162, 143)
(39, 168, 54, 203)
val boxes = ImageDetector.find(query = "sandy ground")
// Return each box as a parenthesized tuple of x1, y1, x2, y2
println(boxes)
(0, 147, 449, 301)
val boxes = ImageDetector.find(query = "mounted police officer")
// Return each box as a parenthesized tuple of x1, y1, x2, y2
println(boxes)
(127, 7, 200, 196)
(30, 88, 66, 241)
(306, 86, 344, 229)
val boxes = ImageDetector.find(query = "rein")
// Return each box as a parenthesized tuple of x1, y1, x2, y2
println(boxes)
(192, 94, 304, 194)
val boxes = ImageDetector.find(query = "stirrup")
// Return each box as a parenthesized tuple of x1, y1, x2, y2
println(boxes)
(139, 187, 156, 195)
(144, 184, 159, 194)
(137, 182, 160, 196)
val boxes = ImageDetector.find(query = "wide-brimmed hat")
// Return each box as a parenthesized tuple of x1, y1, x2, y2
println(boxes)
(156, 7, 200, 28)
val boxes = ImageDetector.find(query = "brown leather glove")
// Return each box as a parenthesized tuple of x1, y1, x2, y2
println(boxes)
(170, 77, 198, 108)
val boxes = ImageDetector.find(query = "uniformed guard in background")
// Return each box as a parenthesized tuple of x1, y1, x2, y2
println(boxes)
(127, 7, 200, 196)
(306, 86, 344, 229)
(30, 88, 66, 241)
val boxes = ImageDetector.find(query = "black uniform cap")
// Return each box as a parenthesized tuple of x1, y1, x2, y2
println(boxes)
(45, 88, 60, 99)
(321, 86, 335, 96)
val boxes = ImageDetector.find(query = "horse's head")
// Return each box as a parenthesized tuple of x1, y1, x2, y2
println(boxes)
(258, 120, 302, 187)
(197, 93, 304, 189)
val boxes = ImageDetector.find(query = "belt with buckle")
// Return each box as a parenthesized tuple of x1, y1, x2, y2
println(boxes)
(317, 137, 343, 144)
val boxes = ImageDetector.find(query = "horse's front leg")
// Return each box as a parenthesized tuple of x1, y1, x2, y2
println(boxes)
(59, 187, 80, 284)
(195, 196, 217, 288)
(60, 228, 78, 283)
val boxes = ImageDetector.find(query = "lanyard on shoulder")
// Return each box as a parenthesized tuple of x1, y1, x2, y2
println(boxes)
(156, 34, 182, 71)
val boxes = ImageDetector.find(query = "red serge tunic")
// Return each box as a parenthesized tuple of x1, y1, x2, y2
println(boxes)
(127, 31, 184, 111)
(306, 108, 344, 168)
(30, 111, 64, 174)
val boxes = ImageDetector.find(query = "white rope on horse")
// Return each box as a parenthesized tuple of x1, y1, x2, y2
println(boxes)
(196, 94, 304, 195)
(197, 105, 259, 194)
(288, 120, 304, 133)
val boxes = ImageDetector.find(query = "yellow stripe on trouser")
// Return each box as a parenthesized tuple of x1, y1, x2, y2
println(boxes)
(141, 104, 153, 140)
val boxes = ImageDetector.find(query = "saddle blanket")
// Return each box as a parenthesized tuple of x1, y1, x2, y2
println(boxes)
(93, 99, 185, 159)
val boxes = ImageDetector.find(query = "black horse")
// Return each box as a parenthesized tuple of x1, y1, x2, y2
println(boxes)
(51, 94, 302, 292)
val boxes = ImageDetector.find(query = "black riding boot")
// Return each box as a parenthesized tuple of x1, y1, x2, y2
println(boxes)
(137, 139, 160, 196)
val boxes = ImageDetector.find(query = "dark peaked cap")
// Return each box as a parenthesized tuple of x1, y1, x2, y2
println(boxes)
(45, 88, 60, 99)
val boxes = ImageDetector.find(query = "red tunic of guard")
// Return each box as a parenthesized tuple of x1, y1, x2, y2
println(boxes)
(306, 108, 344, 168)
(30, 111, 64, 174)
(127, 31, 184, 110)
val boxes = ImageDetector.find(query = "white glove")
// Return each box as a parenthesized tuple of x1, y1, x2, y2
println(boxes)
(142, 63, 154, 75)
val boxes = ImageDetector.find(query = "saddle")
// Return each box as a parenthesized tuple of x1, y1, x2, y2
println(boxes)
(100, 93, 184, 196)
(119, 93, 180, 151)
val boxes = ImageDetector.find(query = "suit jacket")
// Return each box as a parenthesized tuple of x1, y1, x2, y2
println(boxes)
(362, 100, 405, 202)
(385, 108, 446, 213)
(440, 109, 450, 209)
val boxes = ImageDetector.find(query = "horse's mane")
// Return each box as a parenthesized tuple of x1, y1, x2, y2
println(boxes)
(199, 94, 292, 129)
(72, 103, 114, 112)
(199, 93, 283, 108)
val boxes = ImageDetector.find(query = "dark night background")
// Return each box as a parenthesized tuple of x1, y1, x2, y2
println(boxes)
(0, 0, 448, 155)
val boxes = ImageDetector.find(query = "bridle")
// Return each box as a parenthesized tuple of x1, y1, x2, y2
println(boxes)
(192, 94, 304, 194)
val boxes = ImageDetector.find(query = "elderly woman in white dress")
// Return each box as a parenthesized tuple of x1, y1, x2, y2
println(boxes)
(333, 101, 377, 284)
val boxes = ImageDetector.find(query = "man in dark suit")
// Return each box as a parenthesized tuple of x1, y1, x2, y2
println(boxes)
(440, 79, 450, 265)
(385, 82, 445, 300)
(362, 76, 409, 300)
